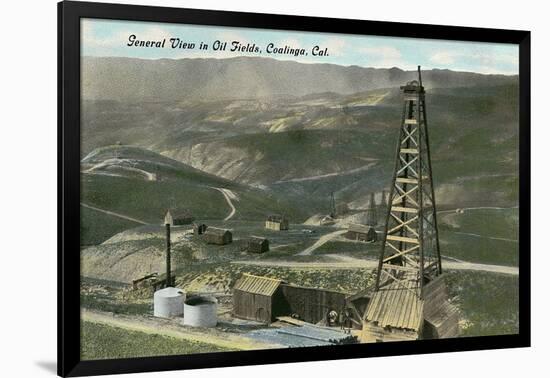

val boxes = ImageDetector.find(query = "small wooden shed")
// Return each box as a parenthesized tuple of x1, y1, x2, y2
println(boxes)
(233, 274, 285, 323)
(265, 215, 289, 231)
(247, 237, 269, 253)
(164, 209, 194, 226)
(345, 223, 377, 242)
(203, 227, 232, 245)
(193, 223, 208, 236)
(361, 279, 422, 342)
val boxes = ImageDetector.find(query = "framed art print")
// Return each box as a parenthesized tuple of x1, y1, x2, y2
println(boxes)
(58, 1, 530, 376)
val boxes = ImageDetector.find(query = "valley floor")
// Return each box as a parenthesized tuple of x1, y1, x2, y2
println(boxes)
(79, 189, 520, 359)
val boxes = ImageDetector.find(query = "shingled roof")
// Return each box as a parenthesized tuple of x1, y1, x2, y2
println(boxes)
(364, 279, 423, 331)
(204, 227, 231, 236)
(168, 208, 193, 219)
(233, 274, 283, 296)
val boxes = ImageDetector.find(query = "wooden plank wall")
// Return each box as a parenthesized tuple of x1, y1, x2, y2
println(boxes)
(360, 321, 419, 342)
(278, 285, 346, 324)
(233, 289, 272, 323)
(423, 275, 460, 338)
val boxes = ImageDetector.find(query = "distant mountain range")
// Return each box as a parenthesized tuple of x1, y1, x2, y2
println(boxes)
(82, 56, 518, 101)
(81, 56, 519, 223)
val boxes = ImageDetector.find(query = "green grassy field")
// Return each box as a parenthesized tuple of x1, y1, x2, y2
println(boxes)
(81, 321, 230, 360)
(439, 208, 519, 266)
(220, 128, 395, 179)
(445, 270, 519, 336)
(80, 206, 139, 245)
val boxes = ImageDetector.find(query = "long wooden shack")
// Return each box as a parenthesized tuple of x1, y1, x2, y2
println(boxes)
(203, 227, 232, 245)
(232, 273, 347, 325)
(164, 209, 194, 226)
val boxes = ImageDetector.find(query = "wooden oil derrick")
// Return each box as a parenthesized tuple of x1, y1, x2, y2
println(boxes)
(374, 66, 442, 296)
(355, 67, 458, 342)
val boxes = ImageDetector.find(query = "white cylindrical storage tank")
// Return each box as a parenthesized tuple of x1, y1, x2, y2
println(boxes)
(183, 296, 218, 327)
(154, 287, 185, 318)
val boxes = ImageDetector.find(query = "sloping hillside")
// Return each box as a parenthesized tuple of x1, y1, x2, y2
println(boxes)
(80, 146, 308, 245)
(81, 83, 518, 213)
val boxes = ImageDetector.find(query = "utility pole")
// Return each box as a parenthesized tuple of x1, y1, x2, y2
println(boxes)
(165, 223, 171, 287)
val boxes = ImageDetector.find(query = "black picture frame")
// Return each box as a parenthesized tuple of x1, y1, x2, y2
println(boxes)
(58, 1, 531, 376)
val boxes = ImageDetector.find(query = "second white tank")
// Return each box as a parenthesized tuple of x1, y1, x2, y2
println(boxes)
(183, 295, 218, 327)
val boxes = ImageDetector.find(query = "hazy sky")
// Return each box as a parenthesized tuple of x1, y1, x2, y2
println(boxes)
(82, 18, 519, 75)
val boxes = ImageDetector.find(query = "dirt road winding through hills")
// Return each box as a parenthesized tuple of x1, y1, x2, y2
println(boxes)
(275, 163, 377, 184)
(82, 158, 157, 181)
(212, 187, 238, 221)
(297, 229, 348, 256)
(80, 202, 147, 225)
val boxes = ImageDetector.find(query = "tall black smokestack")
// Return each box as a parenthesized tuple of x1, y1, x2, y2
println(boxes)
(367, 192, 377, 226)
(165, 223, 171, 287)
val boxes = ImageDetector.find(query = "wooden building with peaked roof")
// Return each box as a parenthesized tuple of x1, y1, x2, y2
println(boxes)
(359, 275, 459, 342)
(203, 227, 232, 245)
(265, 215, 289, 231)
(164, 208, 194, 226)
(345, 223, 377, 242)
(247, 237, 269, 253)
(233, 274, 285, 324)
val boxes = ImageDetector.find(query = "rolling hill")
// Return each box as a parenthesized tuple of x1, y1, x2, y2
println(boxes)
(80, 146, 309, 244)
(80, 57, 519, 248)
(82, 83, 518, 210)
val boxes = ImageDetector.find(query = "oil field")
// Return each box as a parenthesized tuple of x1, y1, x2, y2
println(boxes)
(79, 56, 519, 359)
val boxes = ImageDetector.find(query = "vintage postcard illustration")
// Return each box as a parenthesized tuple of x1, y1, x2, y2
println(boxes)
(79, 19, 519, 359)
